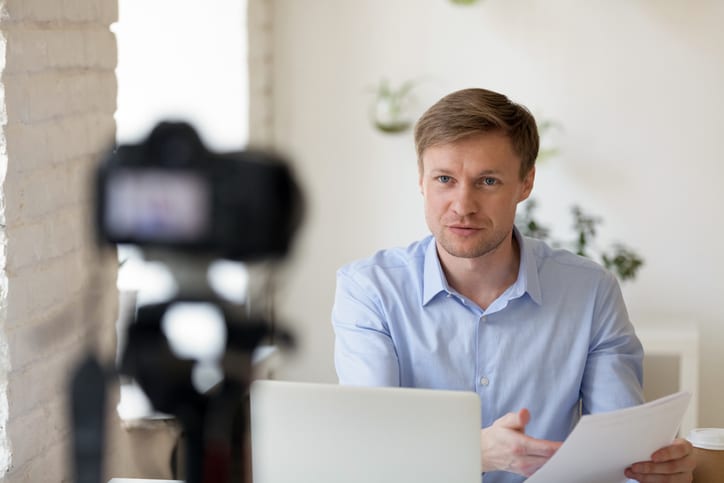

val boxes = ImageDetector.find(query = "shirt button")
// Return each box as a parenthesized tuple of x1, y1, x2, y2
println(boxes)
(446, 293, 452, 298)
(479, 376, 490, 387)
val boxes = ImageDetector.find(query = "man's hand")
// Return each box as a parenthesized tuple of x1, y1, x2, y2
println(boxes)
(480, 408, 562, 476)
(624, 438, 696, 482)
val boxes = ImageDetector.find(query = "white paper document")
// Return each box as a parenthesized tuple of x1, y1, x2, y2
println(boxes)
(526, 391, 691, 483)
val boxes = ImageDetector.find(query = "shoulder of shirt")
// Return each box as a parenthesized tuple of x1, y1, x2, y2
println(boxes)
(523, 234, 617, 283)
(337, 235, 432, 279)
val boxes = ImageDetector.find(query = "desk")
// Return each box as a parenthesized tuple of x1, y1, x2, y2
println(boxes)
(109, 480, 182, 483)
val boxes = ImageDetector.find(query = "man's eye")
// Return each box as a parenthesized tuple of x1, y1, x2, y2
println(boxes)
(437, 175, 452, 184)
(482, 177, 497, 186)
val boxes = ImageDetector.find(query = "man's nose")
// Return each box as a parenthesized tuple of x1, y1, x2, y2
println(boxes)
(451, 185, 477, 216)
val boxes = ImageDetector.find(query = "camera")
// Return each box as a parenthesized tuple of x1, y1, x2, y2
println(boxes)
(95, 121, 303, 261)
(71, 121, 304, 483)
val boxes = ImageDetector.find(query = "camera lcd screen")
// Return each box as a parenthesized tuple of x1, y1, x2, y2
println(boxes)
(104, 168, 210, 243)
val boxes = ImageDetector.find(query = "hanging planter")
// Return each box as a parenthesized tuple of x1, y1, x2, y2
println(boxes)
(370, 78, 417, 134)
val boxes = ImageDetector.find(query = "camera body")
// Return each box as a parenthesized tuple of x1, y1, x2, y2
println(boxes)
(95, 122, 303, 261)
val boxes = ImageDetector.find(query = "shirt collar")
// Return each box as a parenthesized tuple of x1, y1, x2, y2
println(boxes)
(421, 227, 543, 307)
(422, 237, 449, 305)
(511, 226, 543, 306)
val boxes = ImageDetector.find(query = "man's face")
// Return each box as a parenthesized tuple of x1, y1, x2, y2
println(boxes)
(419, 132, 534, 260)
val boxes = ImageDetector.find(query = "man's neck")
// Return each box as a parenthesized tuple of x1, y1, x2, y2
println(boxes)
(438, 232, 521, 310)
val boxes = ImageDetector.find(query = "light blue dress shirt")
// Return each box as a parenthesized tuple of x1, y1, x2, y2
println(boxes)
(332, 229, 644, 483)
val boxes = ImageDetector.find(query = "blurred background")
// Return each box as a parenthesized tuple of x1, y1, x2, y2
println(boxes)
(1, 0, 722, 480)
(114, 0, 724, 427)
(246, 0, 724, 429)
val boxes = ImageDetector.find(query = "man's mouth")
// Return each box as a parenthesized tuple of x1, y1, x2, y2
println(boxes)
(447, 225, 480, 236)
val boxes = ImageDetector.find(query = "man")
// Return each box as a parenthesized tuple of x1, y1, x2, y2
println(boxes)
(332, 88, 695, 482)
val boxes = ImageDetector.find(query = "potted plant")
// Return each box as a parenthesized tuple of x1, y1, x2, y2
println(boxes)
(516, 119, 644, 282)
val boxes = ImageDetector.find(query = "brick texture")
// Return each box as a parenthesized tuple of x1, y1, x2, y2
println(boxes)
(0, 0, 267, 480)
(247, 0, 275, 148)
(0, 0, 121, 480)
(3, 0, 117, 24)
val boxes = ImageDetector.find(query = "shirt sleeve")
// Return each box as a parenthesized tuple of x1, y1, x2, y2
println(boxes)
(331, 269, 401, 386)
(581, 271, 645, 415)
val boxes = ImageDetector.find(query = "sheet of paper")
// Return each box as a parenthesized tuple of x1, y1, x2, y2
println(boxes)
(526, 391, 691, 483)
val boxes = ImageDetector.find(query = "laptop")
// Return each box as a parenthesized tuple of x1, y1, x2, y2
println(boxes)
(249, 380, 481, 483)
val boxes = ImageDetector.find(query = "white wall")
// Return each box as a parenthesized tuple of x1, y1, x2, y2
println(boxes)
(114, 0, 248, 151)
(268, 0, 724, 428)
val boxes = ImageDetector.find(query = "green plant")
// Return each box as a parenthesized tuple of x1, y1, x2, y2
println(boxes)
(537, 119, 563, 162)
(370, 78, 417, 134)
(514, 117, 644, 282)
(516, 199, 644, 282)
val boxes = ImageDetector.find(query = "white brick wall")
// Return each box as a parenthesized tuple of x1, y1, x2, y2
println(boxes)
(247, 0, 275, 148)
(0, 0, 270, 479)
(0, 0, 122, 480)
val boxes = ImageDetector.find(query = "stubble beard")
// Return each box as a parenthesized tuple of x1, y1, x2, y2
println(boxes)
(435, 226, 511, 260)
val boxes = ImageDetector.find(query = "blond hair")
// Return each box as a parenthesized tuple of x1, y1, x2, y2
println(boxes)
(414, 88, 539, 179)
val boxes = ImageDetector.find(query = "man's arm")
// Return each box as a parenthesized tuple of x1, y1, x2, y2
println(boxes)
(332, 270, 400, 386)
(583, 272, 695, 482)
(581, 272, 644, 414)
(478, 412, 695, 482)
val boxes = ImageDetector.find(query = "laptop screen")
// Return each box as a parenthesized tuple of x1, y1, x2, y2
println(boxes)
(250, 380, 481, 483)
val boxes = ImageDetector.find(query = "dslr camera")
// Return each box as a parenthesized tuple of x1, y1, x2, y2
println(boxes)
(96, 121, 303, 261)
(71, 122, 303, 483)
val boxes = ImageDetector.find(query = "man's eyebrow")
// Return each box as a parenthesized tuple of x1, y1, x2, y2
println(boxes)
(428, 168, 453, 174)
(476, 169, 502, 177)
(427, 168, 504, 176)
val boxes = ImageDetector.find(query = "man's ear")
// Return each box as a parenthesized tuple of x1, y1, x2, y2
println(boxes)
(518, 166, 535, 202)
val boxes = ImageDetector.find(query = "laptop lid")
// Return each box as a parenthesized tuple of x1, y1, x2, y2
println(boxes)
(249, 380, 481, 483)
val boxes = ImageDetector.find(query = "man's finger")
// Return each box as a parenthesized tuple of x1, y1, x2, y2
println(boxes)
(650, 438, 692, 463)
(516, 408, 531, 428)
(629, 459, 693, 475)
(624, 467, 693, 483)
(496, 408, 531, 430)
(627, 456, 696, 477)
(520, 435, 562, 458)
